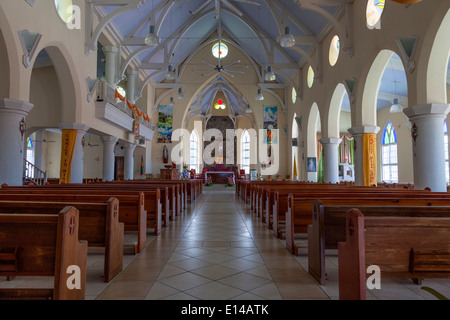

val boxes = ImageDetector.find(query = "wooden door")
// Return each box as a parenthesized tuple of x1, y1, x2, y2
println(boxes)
(114, 156, 124, 181)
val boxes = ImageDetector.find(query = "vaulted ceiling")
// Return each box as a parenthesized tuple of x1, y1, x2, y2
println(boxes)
(92, 0, 348, 88)
(87, 1, 448, 115)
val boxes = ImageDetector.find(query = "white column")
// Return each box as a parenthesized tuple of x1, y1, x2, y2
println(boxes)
(348, 126, 380, 186)
(102, 46, 118, 88)
(0, 98, 34, 186)
(404, 104, 450, 192)
(59, 123, 90, 184)
(145, 140, 152, 176)
(126, 69, 138, 104)
(123, 142, 137, 180)
(320, 138, 342, 184)
(102, 135, 118, 181)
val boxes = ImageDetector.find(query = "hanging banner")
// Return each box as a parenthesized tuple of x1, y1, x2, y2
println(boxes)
(59, 129, 77, 184)
(263, 106, 278, 144)
(362, 133, 377, 186)
(158, 105, 173, 143)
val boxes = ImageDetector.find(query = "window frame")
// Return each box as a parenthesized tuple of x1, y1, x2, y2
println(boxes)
(381, 121, 398, 183)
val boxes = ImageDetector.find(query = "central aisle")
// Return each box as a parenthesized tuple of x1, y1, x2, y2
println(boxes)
(97, 189, 329, 300)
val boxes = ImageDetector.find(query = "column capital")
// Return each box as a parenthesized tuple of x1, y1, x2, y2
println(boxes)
(126, 69, 139, 76)
(403, 103, 450, 120)
(59, 123, 90, 134)
(102, 46, 119, 54)
(348, 126, 380, 136)
(0, 98, 34, 115)
(319, 137, 342, 145)
(123, 141, 137, 150)
(102, 135, 119, 144)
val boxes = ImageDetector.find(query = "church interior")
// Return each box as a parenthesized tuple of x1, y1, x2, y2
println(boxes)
(0, 0, 449, 303)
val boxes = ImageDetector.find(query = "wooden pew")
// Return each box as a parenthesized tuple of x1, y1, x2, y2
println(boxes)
(0, 192, 146, 254)
(83, 181, 176, 222)
(0, 206, 88, 300)
(286, 193, 450, 256)
(1, 184, 163, 237)
(309, 200, 450, 285)
(338, 208, 450, 300)
(0, 199, 123, 283)
(271, 186, 434, 238)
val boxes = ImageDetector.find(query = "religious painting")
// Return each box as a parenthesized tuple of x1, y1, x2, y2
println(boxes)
(263, 106, 278, 144)
(250, 169, 257, 181)
(157, 105, 173, 143)
(307, 157, 317, 172)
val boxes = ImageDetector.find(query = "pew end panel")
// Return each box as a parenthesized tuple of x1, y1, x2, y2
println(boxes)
(0, 206, 88, 300)
(337, 208, 366, 300)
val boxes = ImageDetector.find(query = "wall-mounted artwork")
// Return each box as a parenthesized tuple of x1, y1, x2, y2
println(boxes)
(157, 105, 173, 143)
(307, 157, 317, 172)
(264, 106, 278, 144)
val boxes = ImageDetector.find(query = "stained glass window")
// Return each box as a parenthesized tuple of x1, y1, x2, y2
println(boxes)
(212, 43, 228, 59)
(382, 121, 398, 183)
(54, 0, 74, 23)
(190, 130, 200, 173)
(241, 130, 251, 174)
(366, 0, 385, 28)
(329, 35, 340, 66)
(307, 66, 314, 88)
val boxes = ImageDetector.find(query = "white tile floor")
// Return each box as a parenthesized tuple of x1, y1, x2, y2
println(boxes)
(1, 187, 449, 301)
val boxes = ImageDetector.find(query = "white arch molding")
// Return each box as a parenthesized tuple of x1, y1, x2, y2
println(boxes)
(292, 113, 299, 180)
(306, 103, 320, 182)
(424, 8, 450, 104)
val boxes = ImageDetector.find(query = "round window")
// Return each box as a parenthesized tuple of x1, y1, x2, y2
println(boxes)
(329, 35, 340, 66)
(307, 66, 314, 88)
(212, 42, 228, 59)
(292, 87, 297, 104)
(54, 0, 74, 23)
(366, 0, 385, 28)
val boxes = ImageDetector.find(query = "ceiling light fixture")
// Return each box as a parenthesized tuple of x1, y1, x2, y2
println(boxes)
(390, 98, 403, 113)
(145, 25, 159, 47)
(265, 66, 276, 81)
(390, 80, 403, 113)
(255, 88, 264, 101)
(177, 87, 184, 100)
(245, 104, 253, 114)
(280, 26, 295, 48)
(165, 65, 176, 81)
(168, 97, 175, 108)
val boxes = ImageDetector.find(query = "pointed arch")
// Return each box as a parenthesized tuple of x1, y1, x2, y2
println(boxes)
(381, 120, 398, 183)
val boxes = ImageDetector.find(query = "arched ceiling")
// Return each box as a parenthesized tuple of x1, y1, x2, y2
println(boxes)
(89, 1, 436, 115)
(92, 0, 349, 88)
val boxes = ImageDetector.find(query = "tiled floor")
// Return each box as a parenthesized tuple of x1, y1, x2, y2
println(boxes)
(1, 187, 449, 301)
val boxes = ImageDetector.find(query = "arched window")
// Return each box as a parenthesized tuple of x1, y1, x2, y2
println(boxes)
(190, 130, 200, 173)
(444, 120, 449, 184)
(241, 130, 251, 174)
(382, 121, 398, 183)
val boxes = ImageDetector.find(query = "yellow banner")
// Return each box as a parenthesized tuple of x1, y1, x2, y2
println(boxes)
(362, 133, 377, 186)
(59, 129, 77, 184)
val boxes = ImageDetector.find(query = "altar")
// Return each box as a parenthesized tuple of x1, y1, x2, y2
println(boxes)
(205, 171, 235, 184)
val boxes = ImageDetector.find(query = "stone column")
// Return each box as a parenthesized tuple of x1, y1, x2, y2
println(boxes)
(348, 126, 380, 186)
(403, 103, 450, 192)
(59, 123, 90, 184)
(102, 135, 118, 181)
(126, 69, 138, 105)
(0, 98, 34, 186)
(102, 46, 119, 88)
(319, 137, 342, 184)
(123, 142, 137, 180)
